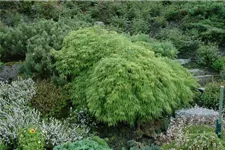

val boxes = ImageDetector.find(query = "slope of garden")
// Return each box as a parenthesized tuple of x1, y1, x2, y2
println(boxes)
(1, 1, 225, 150)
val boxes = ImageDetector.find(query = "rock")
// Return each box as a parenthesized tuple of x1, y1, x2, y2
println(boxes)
(194, 75, 214, 86)
(176, 59, 191, 65)
(94, 21, 105, 26)
(176, 106, 218, 119)
(0, 63, 21, 81)
(188, 69, 206, 76)
(198, 87, 205, 93)
(174, 106, 219, 127)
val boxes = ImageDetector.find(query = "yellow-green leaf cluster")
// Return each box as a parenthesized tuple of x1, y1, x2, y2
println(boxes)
(53, 26, 197, 126)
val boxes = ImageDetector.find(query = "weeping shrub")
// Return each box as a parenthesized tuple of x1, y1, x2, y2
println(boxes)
(53, 27, 197, 126)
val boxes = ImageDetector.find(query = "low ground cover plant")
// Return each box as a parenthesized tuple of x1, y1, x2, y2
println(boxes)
(0, 79, 88, 149)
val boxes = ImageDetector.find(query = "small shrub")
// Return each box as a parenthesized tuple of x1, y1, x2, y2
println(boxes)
(157, 106, 219, 146)
(212, 56, 225, 72)
(131, 18, 149, 34)
(68, 106, 96, 128)
(41, 118, 87, 148)
(162, 125, 225, 150)
(53, 137, 111, 150)
(18, 126, 45, 150)
(196, 43, 219, 67)
(32, 2, 63, 20)
(194, 81, 225, 109)
(31, 79, 68, 119)
(155, 27, 199, 56)
(0, 10, 24, 27)
(20, 19, 71, 78)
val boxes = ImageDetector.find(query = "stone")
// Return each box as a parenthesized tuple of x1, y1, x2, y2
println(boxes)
(0, 63, 21, 81)
(176, 59, 191, 65)
(198, 87, 205, 93)
(94, 21, 105, 26)
(176, 106, 218, 119)
(188, 69, 206, 76)
(194, 75, 214, 86)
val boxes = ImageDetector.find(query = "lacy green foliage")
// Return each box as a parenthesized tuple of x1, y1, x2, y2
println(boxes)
(31, 79, 68, 119)
(53, 27, 197, 126)
(162, 125, 225, 150)
(53, 137, 111, 150)
(86, 57, 196, 125)
(18, 127, 45, 150)
(130, 34, 178, 59)
(194, 81, 225, 109)
(196, 43, 219, 67)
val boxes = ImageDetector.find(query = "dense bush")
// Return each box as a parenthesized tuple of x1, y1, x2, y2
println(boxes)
(53, 27, 197, 126)
(162, 125, 225, 150)
(196, 43, 219, 67)
(183, 2, 225, 46)
(212, 56, 225, 72)
(18, 126, 45, 150)
(53, 137, 111, 150)
(31, 79, 68, 119)
(0, 18, 90, 78)
(155, 27, 199, 56)
(194, 81, 225, 109)
(0, 1, 63, 24)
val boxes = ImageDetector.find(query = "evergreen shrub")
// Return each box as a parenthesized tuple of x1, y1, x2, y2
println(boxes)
(194, 81, 225, 109)
(53, 137, 111, 150)
(212, 56, 225, 72)
(155, 28, 199, 55)
(21, 19, 72, 78)
(196, 43, 219, 67)
(31, 79, 68, 119)
(0, 18, 90, 78)
(53, 27, 197, 126)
